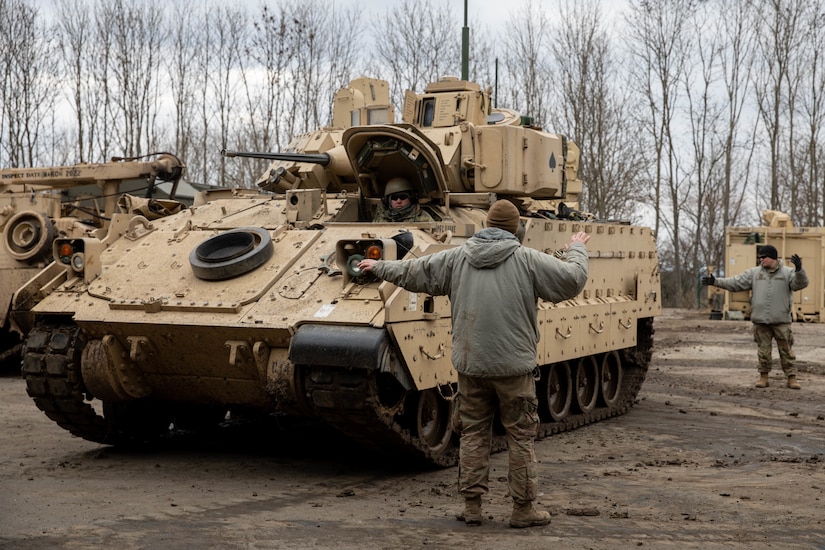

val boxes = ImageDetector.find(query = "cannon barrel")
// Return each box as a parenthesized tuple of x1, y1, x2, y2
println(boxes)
(221, 149, 330, 166)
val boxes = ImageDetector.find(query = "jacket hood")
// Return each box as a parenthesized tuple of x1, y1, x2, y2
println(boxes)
(463, 228, 520, 269)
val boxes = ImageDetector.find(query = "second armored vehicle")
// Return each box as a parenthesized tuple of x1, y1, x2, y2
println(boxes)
(0, 154, 185, 366)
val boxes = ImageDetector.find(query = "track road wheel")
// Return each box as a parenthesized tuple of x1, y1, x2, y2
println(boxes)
(416, 388, 453, 455)
(600, 351, 623, 407)
(541, 362, 572, 422)
(574, 356, 599, 414)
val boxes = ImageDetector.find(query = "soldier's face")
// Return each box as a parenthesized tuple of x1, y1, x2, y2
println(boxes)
(758, 255, 777, 268)
(389, 193, 411, 210)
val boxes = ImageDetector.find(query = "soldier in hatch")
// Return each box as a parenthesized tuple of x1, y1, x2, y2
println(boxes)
(373, 177, 434, 222)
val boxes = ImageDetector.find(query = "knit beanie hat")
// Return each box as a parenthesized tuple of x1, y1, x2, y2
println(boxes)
(759, 244, 778, 260)
(487, 200, 520, 234)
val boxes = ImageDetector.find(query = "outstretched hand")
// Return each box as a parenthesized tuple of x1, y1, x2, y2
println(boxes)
(570, 231, 590, 245)
(701, 274, 715, 286)
(790, 254, 802, 272)
(563, 232, 591, 251)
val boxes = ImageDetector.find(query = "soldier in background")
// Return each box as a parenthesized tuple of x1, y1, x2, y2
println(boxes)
(702, 244, 809, 389)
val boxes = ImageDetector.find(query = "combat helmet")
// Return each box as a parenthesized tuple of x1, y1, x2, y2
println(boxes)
(382, 177, 417, 207)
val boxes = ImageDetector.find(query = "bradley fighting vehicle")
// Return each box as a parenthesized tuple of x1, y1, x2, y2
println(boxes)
(0, 154, 185, 366)
(13, 76, 661, 467)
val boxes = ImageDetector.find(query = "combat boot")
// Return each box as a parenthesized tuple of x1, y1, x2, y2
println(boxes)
(755, 373, 770, 388)
(455, 496, 482, 525)
(509, 501, 551, 528)
(787, 375, 801, 390)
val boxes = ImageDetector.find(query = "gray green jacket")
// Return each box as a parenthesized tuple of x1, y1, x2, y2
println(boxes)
(713, 262, 809, 324)
(371, 228, 589, 378)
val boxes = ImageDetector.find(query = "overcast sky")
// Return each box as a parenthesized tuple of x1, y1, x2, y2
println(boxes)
(365, 0, 529, 25)
(239, 0, 628, 32)
(235, 0, 531, 28)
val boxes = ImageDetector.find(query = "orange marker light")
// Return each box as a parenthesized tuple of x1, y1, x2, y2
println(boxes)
(365, 245, 383, 260)
(58, 243, 74, 258)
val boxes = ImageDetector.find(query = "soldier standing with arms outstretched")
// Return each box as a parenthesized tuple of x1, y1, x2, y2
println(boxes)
(359, 200, 590, 528)
(702, 244, 809, 389)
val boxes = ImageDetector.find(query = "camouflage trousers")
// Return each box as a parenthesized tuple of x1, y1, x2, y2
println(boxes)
(455, 372, 539, 504)
(753, 322, 796, 376)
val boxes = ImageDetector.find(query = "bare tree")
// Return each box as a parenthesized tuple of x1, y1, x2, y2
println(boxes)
(715, 0, 758, 232)
(206, 5, 246, 186)
(19, 0, 825, 308)
(681, 2, 727, 286)
(549, 1, 645, 222)
(794, 2, 825, 226)
(55, 0, 93, 162)
(320, 3, 364, 124)
(752, 0, 808, 214)
(283, 0, 327, 139)
(193, 5, 214, 185)
(498, 0, 553, 127)
(372, 0, 459, 108)
(782, 5, 812, 224)
(233, 3, 295, 183)
(467, 17, 497, 96)
(683, 0, 758, 279)
(89, 0, 115, 160)
(0, 0, 59, 166)
(227, 0, 364, 186)
(625, 0, 696, 305)
(166, 0, 203, 178)
(104, 0, 167, 157)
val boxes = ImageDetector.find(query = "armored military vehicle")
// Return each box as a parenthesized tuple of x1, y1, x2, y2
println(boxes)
(13, 76, 660, 467)
(0, 154, 185, 367)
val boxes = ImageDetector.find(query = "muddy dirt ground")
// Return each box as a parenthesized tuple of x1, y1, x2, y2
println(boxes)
(1, 309, 824, 549)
